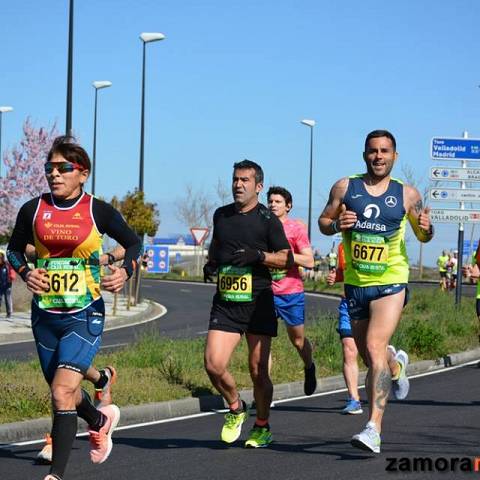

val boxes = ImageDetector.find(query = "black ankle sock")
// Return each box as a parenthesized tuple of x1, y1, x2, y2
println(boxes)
(231, 400, 246, 414)
(94, 369, 109, 389)
(76, 389, 106, 430)
(50, 410, 77, 479)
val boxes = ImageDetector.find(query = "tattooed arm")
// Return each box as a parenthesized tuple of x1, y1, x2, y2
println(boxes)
(405, 184, 434, 243)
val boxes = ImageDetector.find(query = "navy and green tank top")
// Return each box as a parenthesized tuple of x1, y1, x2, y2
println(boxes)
(342, 175, 409, 286)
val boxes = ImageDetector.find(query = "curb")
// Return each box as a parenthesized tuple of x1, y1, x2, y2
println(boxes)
(0, 300, 166, 345)
(1, 346, 479, 445)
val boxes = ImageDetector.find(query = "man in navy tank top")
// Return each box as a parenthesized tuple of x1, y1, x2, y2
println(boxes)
(319, 130, 433, 453)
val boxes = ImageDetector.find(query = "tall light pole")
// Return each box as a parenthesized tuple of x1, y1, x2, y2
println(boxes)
(91, 81, 112, 196)
(301, 119, 316, 240)
(0, 106, 13, 177)
(66, 0, 74, 136)
(138, 32, 165, 193)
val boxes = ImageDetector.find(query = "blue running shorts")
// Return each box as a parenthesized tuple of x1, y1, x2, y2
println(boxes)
(274, 292, 305, 327)
(344, 284, 409, 321)
(31, 298, 105, 384)
(337, 297, 352, 338)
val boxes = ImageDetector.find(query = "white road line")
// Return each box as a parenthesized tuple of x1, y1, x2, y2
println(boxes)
(5, 358, 478, 449)
(196, 330, 208, 335)
(100, 342, 129, 349)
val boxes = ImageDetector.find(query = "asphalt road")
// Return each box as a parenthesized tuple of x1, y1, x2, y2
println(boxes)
(0, 279, 340, 361)
(2, 363, 479, 480)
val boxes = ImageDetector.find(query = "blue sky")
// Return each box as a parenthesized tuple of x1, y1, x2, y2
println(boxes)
(1, 0, 480, 266)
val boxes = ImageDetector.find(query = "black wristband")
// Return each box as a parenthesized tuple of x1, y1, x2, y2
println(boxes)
(258, 250, 266, 263)
(106, 253, 115, 265)
(121, 263, 133, 279)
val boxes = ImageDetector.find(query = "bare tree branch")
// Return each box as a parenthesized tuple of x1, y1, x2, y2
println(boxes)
(175, 183, 215, 228)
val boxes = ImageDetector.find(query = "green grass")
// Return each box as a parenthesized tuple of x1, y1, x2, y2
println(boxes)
(0, 287, 478, 424)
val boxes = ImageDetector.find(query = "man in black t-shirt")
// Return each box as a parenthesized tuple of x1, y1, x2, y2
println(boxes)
(203, 160, 291, 448)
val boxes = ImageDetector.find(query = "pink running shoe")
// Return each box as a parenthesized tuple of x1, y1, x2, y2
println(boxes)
(89, 404, 120, 464)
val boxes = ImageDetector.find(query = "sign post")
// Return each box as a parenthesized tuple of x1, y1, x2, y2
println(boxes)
(430, 134, 480, 304)
(190, 227, 210, 277)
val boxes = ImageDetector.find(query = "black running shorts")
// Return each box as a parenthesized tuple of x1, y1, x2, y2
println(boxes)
(209, 288, 277, 337)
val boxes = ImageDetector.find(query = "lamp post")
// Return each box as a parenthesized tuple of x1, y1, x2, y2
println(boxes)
(0, 106, 13, 177)
(138, 32, 165, 193)
(91, 81, 112, 196)
(301, 119, 316, 240)
(66, 0, 74, 136)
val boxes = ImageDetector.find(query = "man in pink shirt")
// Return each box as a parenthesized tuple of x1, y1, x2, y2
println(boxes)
(267, 186, 316, 395)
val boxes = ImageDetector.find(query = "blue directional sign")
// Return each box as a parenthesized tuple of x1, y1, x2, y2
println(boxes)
(463, 240, 479, 256)
(144, 245, 169, 273)
(431, 137, 480, 161)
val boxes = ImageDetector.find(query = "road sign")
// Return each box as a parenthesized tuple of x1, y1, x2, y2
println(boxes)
(463, 240, 479, 256)
(430, 209, 480, 224)
(190, 227, 210, 245)
(431, 137, 480, 161)
(430, 166, 480, 182)
(144, 245, 169, 273)
(429, 187, 480, 202)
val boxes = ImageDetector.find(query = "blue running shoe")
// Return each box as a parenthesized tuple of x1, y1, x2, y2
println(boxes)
(342, 397, 363, 415)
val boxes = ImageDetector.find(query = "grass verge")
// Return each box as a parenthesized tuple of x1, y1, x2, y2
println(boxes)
(0, 287, 478, 424)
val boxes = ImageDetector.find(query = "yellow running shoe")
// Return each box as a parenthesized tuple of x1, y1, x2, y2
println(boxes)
(244, 425, 272, 448)
(220, 402, 249, 443)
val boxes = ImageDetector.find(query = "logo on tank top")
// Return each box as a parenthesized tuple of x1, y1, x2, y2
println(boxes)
(42, 212, 52, 220)
(72, 212, 83, 220)
(354, 203, 386, 231)
(385, 196, 397, 208)
(362, 204, 380, 219)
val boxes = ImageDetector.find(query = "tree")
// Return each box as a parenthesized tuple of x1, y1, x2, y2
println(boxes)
(215, 178, 231, 207)
(0, 118, 58, 236)
(118, 190, 160, 237)
(175, 184, 215, 228)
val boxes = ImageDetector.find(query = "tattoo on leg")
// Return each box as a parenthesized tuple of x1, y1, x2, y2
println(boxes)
(414, 199, 423, 214)
(375, 369, 391, 411)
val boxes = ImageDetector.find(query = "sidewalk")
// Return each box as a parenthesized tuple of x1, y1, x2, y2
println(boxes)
(0, 292, 166, 344)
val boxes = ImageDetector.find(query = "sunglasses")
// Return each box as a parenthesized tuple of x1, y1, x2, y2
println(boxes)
(44, 161, 84, 175)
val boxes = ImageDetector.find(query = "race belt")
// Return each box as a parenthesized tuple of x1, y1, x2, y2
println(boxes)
(351, 232, 389, 275)
(37, 257, 88, 309)
(218, 265, 252, 302)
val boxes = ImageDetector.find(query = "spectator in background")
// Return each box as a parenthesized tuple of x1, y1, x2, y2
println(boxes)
(0, 251, 15, 318)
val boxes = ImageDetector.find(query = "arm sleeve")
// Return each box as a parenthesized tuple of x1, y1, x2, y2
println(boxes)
(93, 199, 142, 278)
(267, 215, 291, 252)
(6, 199, 37, 281)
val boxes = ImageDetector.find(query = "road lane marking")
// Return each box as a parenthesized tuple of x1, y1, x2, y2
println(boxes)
(6, 358, 478, 448)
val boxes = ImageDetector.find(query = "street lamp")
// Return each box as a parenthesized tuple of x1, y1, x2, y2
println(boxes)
(66, 0, 74, 136)
(91, 81, 112, 196)
(300, 119, 316, 240)
(138, 32, 165, 192)
(0, 106, 13, 177)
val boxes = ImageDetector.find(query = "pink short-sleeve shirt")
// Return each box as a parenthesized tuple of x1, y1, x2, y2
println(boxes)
(271, 218, 311, 295)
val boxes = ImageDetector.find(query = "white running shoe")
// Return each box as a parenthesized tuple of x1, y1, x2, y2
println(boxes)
(392, 350, 410, 400)
(351, 421, 381, 453)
